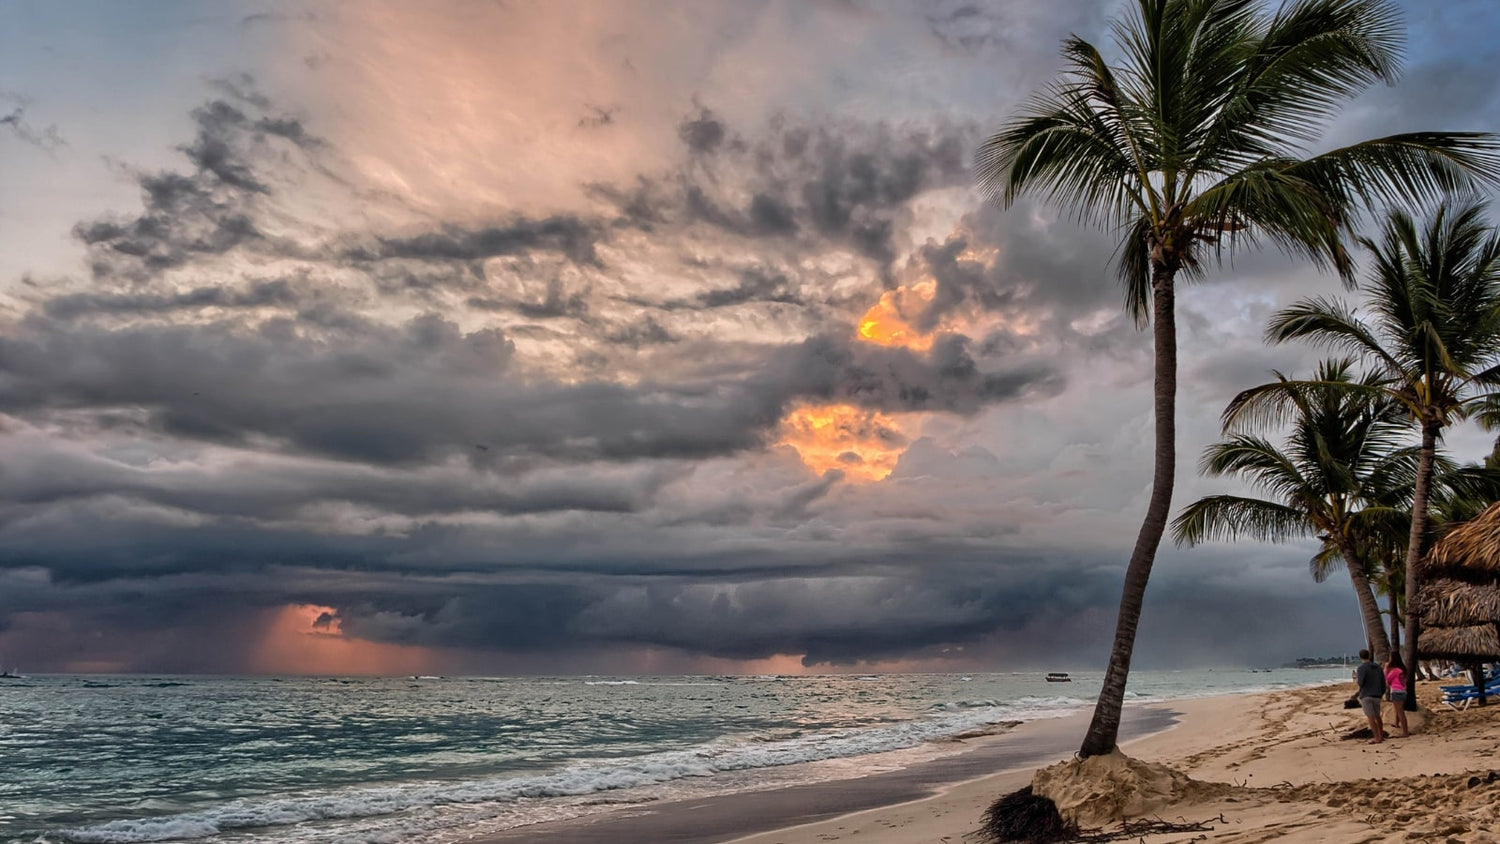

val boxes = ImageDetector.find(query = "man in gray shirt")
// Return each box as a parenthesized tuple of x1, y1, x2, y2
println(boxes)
(1355, 648, 1386, 744)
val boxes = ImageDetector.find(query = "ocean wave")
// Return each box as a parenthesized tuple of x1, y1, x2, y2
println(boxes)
(58, 703, 1040, 844)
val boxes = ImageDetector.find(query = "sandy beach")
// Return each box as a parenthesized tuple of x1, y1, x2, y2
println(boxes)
(494, 681, 1500, 843)
(731, 682, 1500, 844)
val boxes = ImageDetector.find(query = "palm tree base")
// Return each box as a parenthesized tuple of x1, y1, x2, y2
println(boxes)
(978, 751, 1215, 842)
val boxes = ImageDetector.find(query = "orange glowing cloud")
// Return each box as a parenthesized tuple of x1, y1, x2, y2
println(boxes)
(856, 280, 937, 351)
(778, 403, 908, 483)
(250, 604, 442, 676)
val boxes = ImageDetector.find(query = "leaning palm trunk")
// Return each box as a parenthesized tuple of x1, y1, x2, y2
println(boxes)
(1337, 536, 1391, 663)
(1403, 421, 1439, 710)
(1081, 267, 1177, 757)
(1389, 586, 1401, 656)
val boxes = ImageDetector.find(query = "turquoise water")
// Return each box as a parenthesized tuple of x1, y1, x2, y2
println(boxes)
(0, 669, 1346, 843)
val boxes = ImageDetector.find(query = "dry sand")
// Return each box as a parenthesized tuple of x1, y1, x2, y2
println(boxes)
(727, 682, 1500, 844)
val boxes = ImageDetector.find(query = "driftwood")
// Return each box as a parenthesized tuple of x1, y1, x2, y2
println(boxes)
(1074, 814, 1224, 842)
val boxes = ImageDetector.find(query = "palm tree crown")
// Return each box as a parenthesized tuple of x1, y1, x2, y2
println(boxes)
(977, 0, 1498, 320)
(976, 0, 1499, 758)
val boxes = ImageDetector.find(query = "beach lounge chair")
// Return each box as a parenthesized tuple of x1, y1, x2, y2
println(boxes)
(1440, 679, 1500, 710)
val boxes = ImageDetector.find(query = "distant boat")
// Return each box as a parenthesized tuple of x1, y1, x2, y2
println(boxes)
(1045, 672, 1071, 683)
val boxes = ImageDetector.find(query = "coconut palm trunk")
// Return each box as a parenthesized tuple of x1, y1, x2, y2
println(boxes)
(1336, 535, 1391, 663)
(1081, 264, 1177, 757)
(1389, 586, 1401, 656)
(1403, 420, 1439, 708)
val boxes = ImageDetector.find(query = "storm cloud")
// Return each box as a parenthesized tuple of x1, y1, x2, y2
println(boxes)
(1, 0, 1491, 675)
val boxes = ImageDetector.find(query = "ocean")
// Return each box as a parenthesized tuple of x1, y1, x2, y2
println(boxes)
(1, 668, 1347, 844)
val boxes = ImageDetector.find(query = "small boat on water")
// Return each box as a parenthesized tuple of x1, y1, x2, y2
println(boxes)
(1045, 672, 1072, 683)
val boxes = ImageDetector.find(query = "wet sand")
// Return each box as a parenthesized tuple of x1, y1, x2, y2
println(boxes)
(480, 706, 1177, 843)
(483, 682, 1500, 843)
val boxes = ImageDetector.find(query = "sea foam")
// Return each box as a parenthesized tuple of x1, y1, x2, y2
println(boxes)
(60, 700, 1054, 843)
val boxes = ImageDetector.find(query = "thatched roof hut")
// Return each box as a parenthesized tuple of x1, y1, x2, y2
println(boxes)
(1422, 502, 1500, 576)
(1416, 502, 1500, 664)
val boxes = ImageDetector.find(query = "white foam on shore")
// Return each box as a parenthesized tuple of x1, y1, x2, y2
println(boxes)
(53, 671, 1349, 844)
(57, 698, 1077, 844)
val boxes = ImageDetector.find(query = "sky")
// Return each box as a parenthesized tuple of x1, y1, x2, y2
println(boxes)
(2, 0, 1500, 676)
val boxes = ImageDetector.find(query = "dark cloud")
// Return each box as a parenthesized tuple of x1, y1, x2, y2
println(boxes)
(678, 106, 727, 154)
(343, 217, 604, 267)
(909, 235, 1018, 331)
(0, 81, 1075, 673)
(483, 278, 592, 319)
(0, 105, 65, 151)
(0, 530, 1358, 671)
(605, 117, 973, 275)
(0, 312, 1055, 466)
(766, 333, 1063, 414)
(578, 104, 616, 129)
(43, 278, 301, 320)
(694, 267, 804, 309)
(605, 315, 678, 347)
(73, 92, 316, 280)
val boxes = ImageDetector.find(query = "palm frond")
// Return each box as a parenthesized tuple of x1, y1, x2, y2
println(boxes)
(1284, 133, 1500, 213)
(1264, 297, 1404, 373)
(975, 35, 1150, 227)
(1172, 494, 1310, 546)
(1117, 216, 1154, 325)
(1186, 160, 1353, 281)
(1190, 0, 1403, 173)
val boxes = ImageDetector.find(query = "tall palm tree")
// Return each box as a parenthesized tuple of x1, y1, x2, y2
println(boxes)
(1266, 200, 1500, 696)
(1174, 360, 1402, 661)
(976, 0, 1499, 756)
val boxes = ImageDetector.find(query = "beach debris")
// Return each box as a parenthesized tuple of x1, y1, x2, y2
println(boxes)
(976, 752, 1226, 843)
(973, 789, 1222, 844)
(977, 785, 1075, 843)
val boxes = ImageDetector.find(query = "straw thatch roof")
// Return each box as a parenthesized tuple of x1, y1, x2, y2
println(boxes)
(1417, 505, 1500, 661)
(1417, 624, 1500, 661)
(1415, 579, 1500, 628)
(1423, 502, 1500, 576)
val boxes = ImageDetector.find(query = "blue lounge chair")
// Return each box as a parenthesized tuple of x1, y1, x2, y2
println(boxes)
(1440, 679, 1500, 710)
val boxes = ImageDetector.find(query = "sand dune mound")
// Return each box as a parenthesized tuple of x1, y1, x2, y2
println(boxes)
(1032, 750, 1227, 828)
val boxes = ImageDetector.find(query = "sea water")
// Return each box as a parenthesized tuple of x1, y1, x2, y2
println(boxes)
(0, 669, 1348, 843)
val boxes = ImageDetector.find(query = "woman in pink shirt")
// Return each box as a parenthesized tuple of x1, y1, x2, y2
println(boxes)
(1385, 654, 1410, 737)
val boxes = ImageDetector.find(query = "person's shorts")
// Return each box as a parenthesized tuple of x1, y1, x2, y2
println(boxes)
(1389, 690, 1407, 703)
(1361, 696, 1382, 717)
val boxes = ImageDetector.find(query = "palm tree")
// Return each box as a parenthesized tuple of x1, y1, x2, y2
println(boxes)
(976, 0, 1499, 757)
(1266, 200, 1500, 698)
(1174, 360, 1401, 661)
(1304, 445, 1500, 673)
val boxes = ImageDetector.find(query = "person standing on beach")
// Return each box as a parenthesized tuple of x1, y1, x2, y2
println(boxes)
(1356, 649, 1386, 743)
(1386, 654, 1410, 738)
